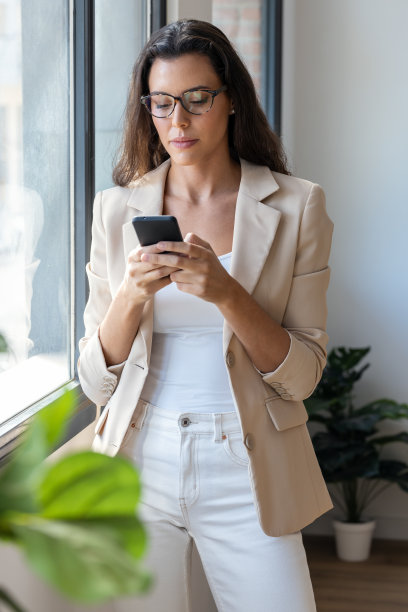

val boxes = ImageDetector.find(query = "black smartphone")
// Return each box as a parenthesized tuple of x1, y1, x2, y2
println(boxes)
(132, 215, 183, 247)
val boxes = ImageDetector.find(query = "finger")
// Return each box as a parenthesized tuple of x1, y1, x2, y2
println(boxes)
(145, 266, 177, 281)
(169, 269, 202, 285)
(184, 232, 212, 250)
(156, 240, 203, 258)
(141, 251, 196, 269)
(140, 242, 168, 254)
(127, 260, 178, 281)
(128, 243, 166, 262)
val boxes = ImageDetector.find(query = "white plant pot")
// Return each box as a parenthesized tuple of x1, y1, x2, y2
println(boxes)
(333, 519, 376, 562)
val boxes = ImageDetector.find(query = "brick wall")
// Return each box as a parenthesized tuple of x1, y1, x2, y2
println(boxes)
(212, 0, 262, 93)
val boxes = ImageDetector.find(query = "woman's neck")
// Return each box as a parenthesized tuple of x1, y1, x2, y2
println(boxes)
(166, 156, 241, 205)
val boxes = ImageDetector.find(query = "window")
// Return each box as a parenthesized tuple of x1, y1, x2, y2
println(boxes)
(0, 0, 71, 427)
(94, 0, 148, 192)
(0, 0, 149, 449)
(212, 0, 282, 133)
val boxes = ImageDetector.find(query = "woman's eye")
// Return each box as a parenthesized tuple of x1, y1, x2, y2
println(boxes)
(186, 92, 210, 105)
(152, 96, 172, 109)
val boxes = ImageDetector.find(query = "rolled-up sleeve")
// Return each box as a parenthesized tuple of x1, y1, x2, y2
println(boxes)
(260, 184, 333, 401)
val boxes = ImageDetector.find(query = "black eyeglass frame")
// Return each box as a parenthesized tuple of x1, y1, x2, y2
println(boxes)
(141, 85, 228, 117)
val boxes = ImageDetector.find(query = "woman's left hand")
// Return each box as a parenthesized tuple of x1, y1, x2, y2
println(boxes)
(140, 232, 233, 304)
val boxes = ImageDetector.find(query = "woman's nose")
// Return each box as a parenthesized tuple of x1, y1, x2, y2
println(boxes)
(171, 99, 190, 127)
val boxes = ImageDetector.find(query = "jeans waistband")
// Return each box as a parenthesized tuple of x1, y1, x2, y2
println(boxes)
(132, 399, 241, 442)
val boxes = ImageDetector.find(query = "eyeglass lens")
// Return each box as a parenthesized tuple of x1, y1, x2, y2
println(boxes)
(148, 90, 213, 117)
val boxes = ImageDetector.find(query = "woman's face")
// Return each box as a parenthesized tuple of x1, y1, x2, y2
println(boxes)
(147, 53, 233, 168)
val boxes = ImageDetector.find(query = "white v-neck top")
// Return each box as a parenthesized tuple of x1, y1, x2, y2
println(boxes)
(141, 252, 235, 412)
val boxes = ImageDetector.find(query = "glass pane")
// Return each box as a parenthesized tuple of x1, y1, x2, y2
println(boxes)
(0, 0, 71, 423)
(212, 1, 263, 94)
(95, 0, 148, 192)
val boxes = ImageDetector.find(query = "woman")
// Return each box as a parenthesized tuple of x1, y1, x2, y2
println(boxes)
(78, 19, 333, 612)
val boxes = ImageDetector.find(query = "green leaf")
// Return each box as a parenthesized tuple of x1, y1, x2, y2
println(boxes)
(38, 451, 141, 519)
(35, 387, 77, 452)
(355, 399, 408, 421)
(311, 347, 370, 401)
(0, 387, 150, 605)
(75, 516, 148, 560)
(304, 397, 336, 416)
(307, 414, 331, 425)
(312, 432, 380, 480)
(377, 461, 408, 492)
(328, 346, 371, 371)
(329, 414, 380, 435)
(0, 387, 76, 515)
(0, 418, 45, 514)
(0, 333, 8, 353)
(371, 432, 408, 446)
(9, 515, 151, 604)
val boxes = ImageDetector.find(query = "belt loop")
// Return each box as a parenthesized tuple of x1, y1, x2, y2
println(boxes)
(213, 413, 222, 442)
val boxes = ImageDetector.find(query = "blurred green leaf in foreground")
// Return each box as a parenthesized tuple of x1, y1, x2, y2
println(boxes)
(0, 387, 150, 610)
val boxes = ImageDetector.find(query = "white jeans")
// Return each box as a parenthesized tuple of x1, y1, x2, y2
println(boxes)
(116, 402, 316, 612)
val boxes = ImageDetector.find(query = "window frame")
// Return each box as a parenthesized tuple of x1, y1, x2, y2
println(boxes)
(0, 0, 163, 461)
(0, 0, 96, 460)
(261, 0, 283, 135)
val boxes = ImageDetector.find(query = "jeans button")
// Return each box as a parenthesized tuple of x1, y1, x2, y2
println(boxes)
(181, 417, 191, 427)
(244, 433, 255, 451)
(226, 351, 235, 367)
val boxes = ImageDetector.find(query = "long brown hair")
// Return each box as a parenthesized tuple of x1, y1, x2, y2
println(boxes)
(113, 19, 290, 186)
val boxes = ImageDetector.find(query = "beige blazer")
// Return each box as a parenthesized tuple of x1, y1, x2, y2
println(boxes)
(78, 158, 334, 536)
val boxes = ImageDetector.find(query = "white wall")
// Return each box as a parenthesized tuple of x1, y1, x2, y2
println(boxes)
(282, 0, 408, 539)
(167, 0, 212, 24)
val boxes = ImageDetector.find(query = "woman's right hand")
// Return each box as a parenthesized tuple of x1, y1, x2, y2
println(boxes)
(99, 243, 181, 367)
(119, 243, 180, 306)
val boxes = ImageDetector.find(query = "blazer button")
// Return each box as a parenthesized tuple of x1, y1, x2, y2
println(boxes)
(244, 434, 255, 451)
(226, 351, 235, 367)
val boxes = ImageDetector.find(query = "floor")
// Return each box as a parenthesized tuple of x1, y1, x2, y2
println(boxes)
(303, 535, 408, 612)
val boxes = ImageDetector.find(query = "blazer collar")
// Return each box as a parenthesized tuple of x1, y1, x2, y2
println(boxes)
(126, 159, 171, 214)
(124, 157, 280, 213)
(122, 158, 282, 350)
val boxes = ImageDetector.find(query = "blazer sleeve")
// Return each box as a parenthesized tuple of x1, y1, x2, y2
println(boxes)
(77, 191, 124, 406)
(260, 183, 334, 401)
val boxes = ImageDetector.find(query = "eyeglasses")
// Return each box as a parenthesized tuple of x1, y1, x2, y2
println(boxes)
(141, 85, 227, 118)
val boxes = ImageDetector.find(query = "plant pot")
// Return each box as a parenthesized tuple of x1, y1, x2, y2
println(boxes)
(333, 519, 376, 562)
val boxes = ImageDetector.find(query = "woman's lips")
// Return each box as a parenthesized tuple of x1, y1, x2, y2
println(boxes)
(170, 138, 198, 149)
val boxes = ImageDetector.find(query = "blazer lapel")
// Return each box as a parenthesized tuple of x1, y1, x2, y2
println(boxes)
(122, 159, 171, 258)
(119, 158, 281, 357)
(223, 160, 281, 352)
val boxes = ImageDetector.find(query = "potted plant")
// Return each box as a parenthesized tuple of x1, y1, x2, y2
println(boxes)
(304, 347, 408, 561)
(0, 351, 151, 611)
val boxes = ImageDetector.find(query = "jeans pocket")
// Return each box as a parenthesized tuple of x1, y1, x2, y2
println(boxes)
(223, 432, 249, 467)
(120, 421, 139, 453)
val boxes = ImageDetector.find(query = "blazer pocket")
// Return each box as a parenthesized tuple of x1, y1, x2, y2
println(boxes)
(265, 396, 309, 431)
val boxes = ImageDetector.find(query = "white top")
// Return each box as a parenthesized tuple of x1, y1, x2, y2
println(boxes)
(141, 252, 235, 412)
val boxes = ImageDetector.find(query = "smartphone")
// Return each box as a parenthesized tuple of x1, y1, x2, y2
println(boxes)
(132, 215, 183, 247)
